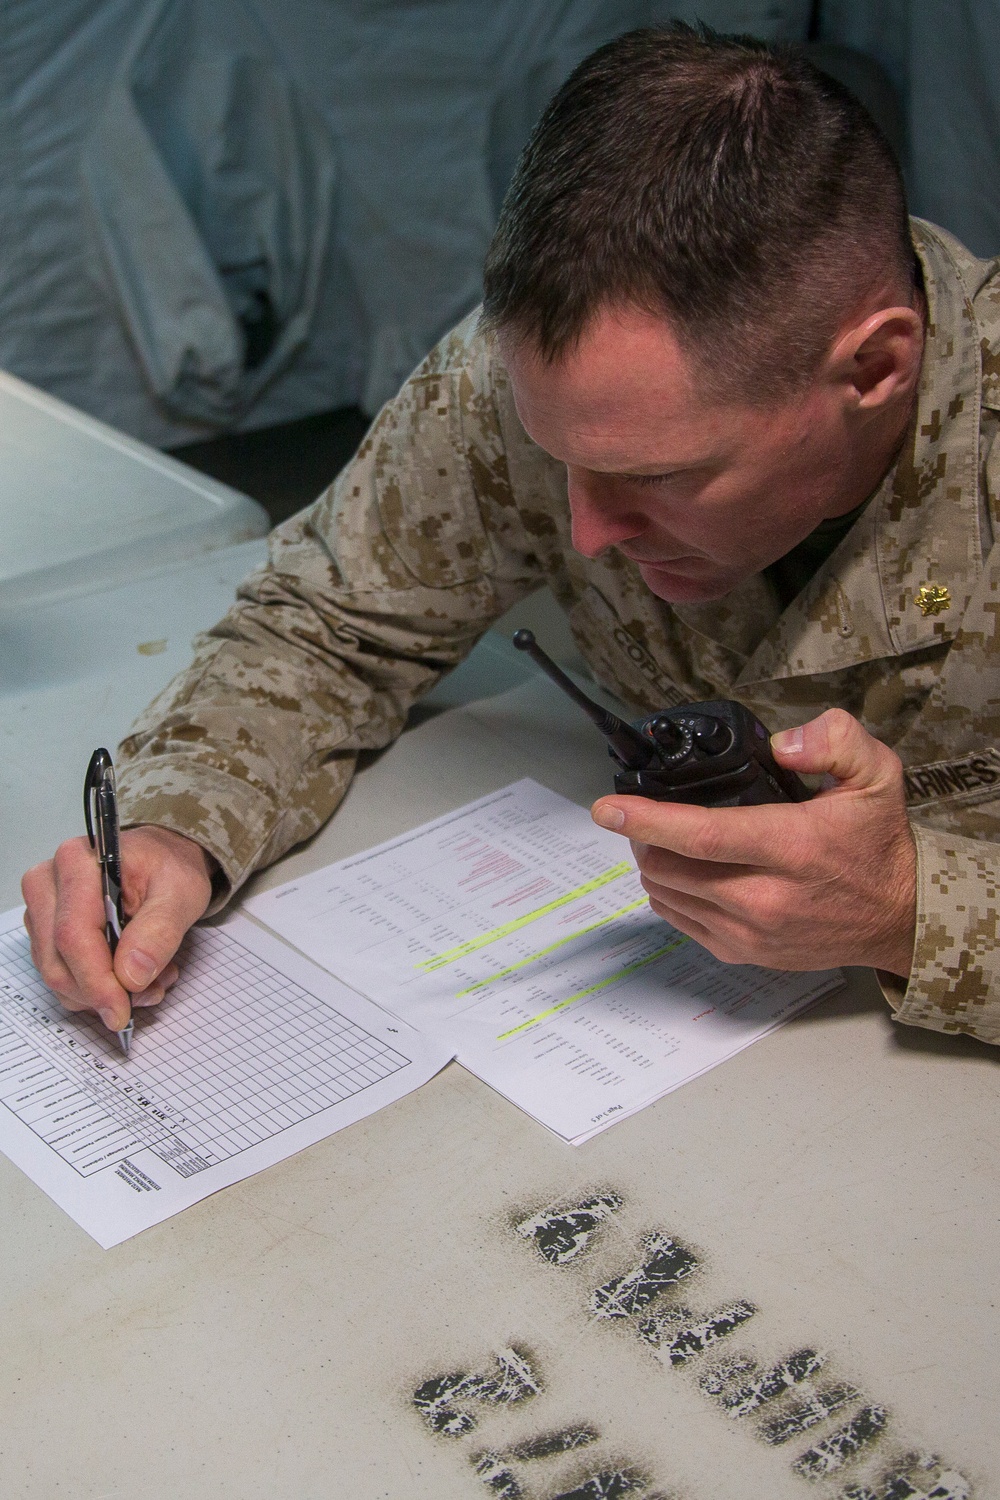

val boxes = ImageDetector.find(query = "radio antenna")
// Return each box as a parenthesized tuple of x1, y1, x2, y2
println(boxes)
(512, 629, 654, 770)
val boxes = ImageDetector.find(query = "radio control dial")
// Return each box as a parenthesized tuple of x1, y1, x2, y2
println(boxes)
(648, 715, 694, 764)
(689, 716, 734, 755)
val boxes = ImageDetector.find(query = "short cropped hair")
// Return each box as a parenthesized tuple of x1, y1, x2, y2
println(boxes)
(482, 25, 916, 402)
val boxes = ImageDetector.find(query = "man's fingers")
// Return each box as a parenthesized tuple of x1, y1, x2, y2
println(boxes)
(132, 961, 181, 1009)
(43, 843, 132, 1025)
(644, 880, 723, 926)
(55, 917, 132, 1027)
(645, 893, 715, 951)
(770, 707, 900, 790)
(22, 864, 77, 1002)
(592, 794, 782, 864)
(636, 848, 754, 913)
(23, 827, 214, 1035)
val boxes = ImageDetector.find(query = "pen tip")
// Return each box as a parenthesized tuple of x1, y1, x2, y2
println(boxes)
(117, 1022, 133, 1058)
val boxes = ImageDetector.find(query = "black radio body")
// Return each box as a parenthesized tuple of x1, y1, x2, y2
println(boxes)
(512, 631, 811, 809)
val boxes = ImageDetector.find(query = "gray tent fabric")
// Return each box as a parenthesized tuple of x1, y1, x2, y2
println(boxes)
(0, 0, 812, 445)
(1, 0, 995, 447)
(821, 0, 1000, 259)
(80, 0, 337, 422)
(211, 0, 812, 416)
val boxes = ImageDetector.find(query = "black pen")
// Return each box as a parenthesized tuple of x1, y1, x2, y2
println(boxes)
(84, 748, 133, 1057)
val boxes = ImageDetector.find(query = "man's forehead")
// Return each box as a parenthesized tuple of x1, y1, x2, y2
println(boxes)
(500, 307, 700, 406)
(498, 310, 742, 470)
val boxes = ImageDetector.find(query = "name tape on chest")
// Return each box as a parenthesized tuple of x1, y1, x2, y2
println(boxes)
(904, 747, 1000, 808)
(573, 587, 689, 709)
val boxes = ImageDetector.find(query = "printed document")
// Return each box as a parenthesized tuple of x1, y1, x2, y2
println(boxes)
(248, 780, 843, 1144)
(0, 909, 452, 1246)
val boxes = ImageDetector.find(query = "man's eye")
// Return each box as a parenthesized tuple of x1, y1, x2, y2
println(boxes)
(629, 472, 674, 487)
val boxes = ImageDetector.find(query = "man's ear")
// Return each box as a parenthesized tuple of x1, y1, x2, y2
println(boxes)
(826, 303, 925, 413)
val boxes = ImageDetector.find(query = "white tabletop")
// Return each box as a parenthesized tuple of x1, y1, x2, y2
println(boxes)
(1, 522, 1000, 1494)
(1, 580, 996, 1498)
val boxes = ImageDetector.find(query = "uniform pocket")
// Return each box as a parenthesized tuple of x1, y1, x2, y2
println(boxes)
(374, 371, 493, 588)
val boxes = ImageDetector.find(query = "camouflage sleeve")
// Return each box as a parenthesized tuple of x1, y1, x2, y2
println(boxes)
(879, 824, 1000, 1046)
(875, 398, 1000, 1045)
(115, 316, 546, 907)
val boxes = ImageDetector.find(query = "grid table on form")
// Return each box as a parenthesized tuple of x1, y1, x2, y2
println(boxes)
(0, 923, 411, 1181)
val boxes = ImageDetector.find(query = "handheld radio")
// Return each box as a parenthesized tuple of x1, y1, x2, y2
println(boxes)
(512, 629, 811, 808)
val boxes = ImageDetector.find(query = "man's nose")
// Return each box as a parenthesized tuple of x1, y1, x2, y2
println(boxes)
(567, 468, 645, 558)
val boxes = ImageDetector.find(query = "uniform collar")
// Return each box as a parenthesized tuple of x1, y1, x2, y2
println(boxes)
(671, 220, 989, 687)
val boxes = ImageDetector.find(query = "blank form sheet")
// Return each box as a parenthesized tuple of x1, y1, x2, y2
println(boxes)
(248, 780, 843, 1143)
(0, 909, 452, 1245)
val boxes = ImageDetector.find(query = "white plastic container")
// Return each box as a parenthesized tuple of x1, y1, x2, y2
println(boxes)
(0, 368, 268, 608)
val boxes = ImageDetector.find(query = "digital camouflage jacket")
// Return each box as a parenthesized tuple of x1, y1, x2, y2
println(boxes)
(118, 220, 1000, 1046)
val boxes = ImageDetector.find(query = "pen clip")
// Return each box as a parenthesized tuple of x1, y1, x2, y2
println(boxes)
(84, 747, 115, 858)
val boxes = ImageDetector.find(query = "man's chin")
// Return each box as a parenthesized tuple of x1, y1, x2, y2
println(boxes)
(636, 561, 741, 603)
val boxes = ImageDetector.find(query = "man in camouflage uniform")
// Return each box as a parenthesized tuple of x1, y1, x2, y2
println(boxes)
(22, 29, 1000, 1048)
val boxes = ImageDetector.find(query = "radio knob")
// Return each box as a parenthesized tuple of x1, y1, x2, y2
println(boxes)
(648, 715, 694, 763)
(690, 716, 734, 755)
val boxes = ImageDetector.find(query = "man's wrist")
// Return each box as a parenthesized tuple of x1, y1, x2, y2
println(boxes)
(872, 892, 916, 978)
(871, 824, 917, 977)
(124, 824, 219, 883)
(875, 939, 914, 980)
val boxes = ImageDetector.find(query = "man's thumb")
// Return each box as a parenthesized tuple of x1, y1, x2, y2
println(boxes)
(113, 901, 188, 992)
(770, 708, 895, 791)
(110, 830, 214, 994)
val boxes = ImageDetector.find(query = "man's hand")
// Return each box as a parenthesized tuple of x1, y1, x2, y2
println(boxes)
(21, 827, 216, 1033)
(591, 708, 917, 977)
